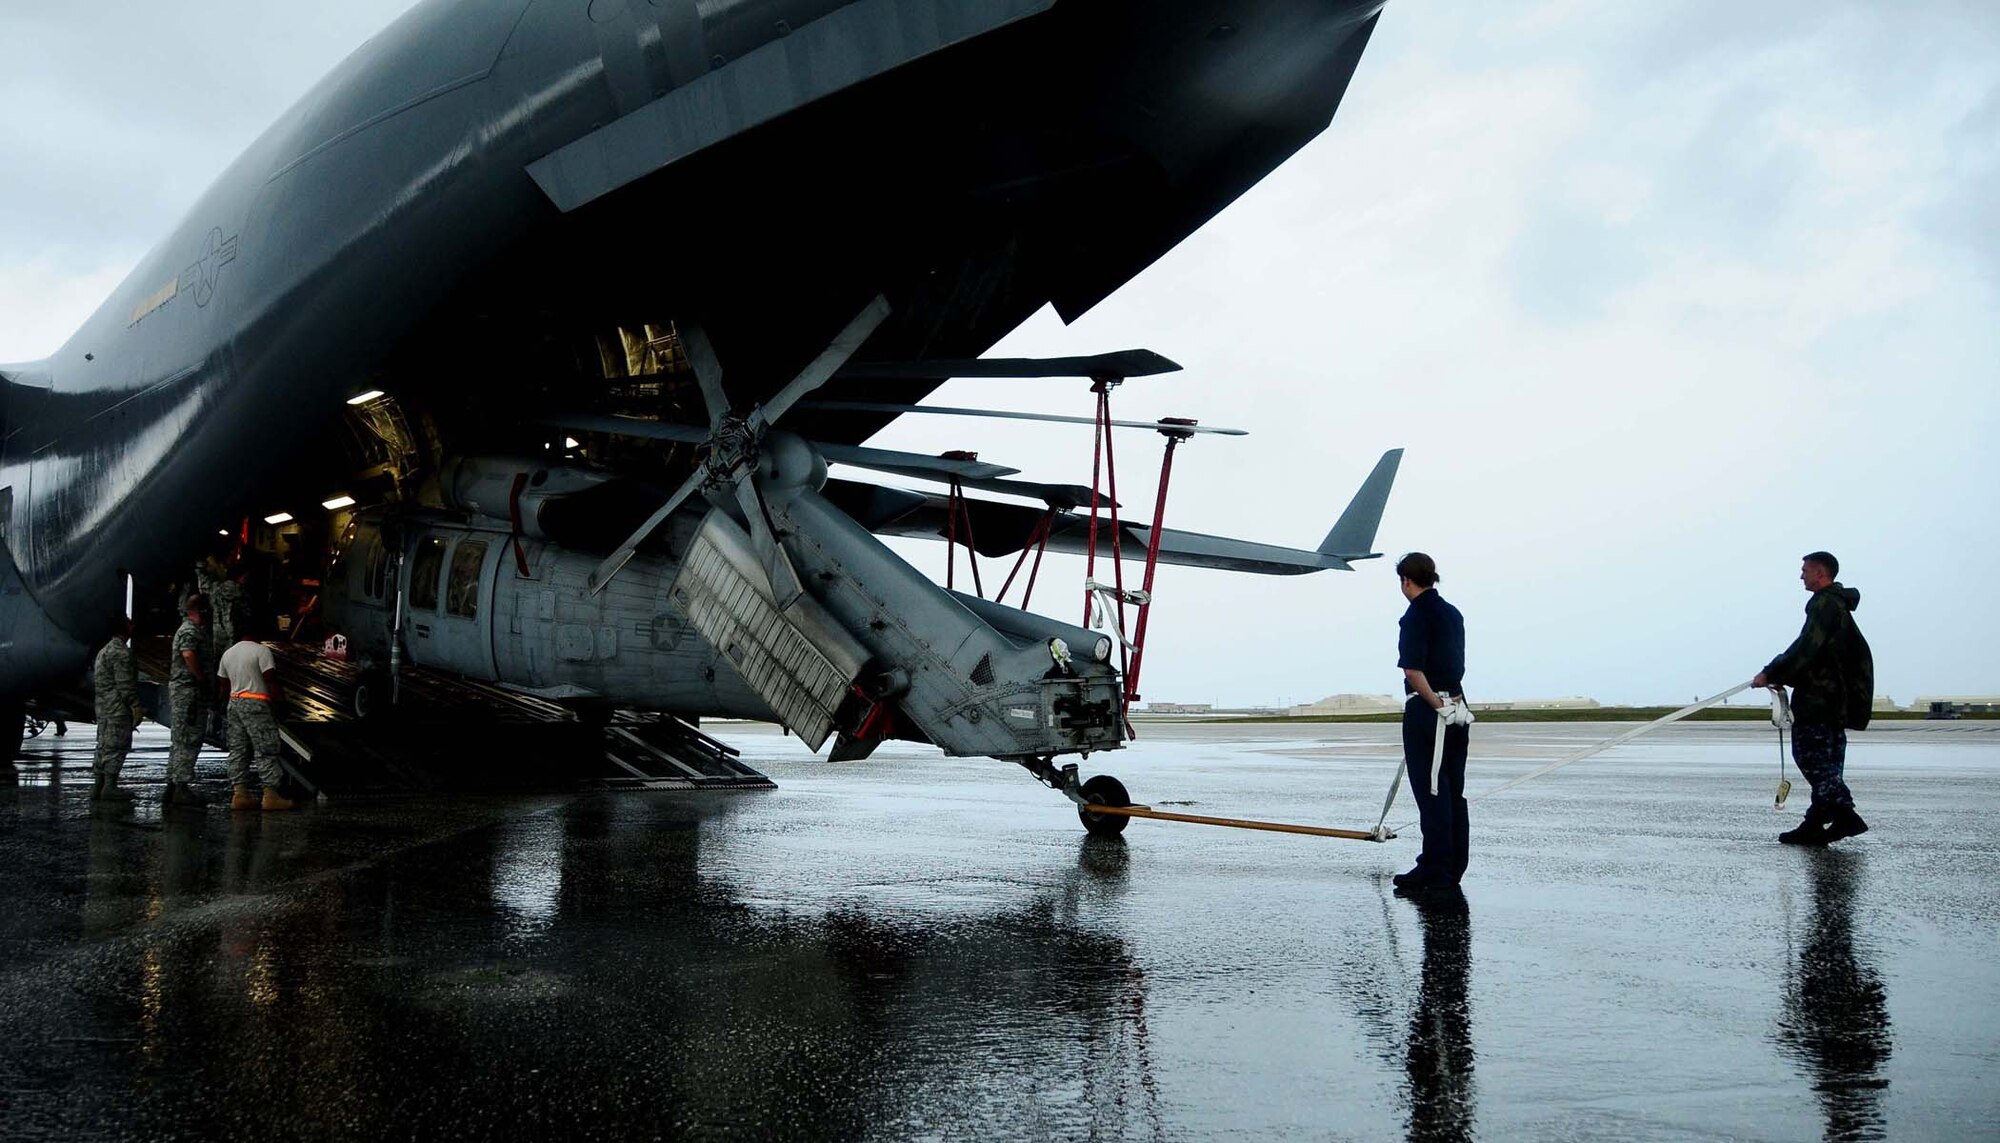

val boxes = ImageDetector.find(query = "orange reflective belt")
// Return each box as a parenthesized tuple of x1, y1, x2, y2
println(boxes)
(230, 691, 270, 701)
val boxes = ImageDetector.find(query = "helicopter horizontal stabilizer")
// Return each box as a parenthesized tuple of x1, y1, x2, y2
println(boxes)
(853, 449, 1401, 576)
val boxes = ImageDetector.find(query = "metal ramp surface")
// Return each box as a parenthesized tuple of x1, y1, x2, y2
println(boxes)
(134, 638, 772, 798)
(599, 715, 774, 791)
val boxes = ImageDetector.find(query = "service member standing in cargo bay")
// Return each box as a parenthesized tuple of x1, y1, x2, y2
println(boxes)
(90, 614, 141, 804)
(1392, 553, 1472, 893)
(165, 594, 216, 806)
(218, 617, 296, 812)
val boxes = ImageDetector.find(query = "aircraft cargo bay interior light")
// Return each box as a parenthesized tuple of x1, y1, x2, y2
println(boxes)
(321, 495, 357, 510)
(346, 389, 385, 405)
(264, 512, 294, 525)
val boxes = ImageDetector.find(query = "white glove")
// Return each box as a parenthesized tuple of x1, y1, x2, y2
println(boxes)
(1438, 694, 1476, 727)
(1769, 687, 1792, 730)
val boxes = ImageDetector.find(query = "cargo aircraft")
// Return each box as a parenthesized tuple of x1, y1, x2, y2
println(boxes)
(0, 0, 1397, 830)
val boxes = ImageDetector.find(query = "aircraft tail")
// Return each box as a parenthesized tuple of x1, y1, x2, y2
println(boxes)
(1317, 449, 1403, 560)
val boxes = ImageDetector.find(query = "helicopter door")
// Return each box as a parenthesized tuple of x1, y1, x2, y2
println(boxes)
(404, 535, 447, 665)
(429, 536, 499, 681)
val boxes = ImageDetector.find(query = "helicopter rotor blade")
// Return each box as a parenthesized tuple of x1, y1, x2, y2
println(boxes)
(797, 400, 1246, 436)
(831, 348, 1180, 380)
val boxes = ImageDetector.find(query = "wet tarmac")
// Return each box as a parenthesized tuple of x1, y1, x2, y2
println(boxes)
(4, 718, 1997, 1141)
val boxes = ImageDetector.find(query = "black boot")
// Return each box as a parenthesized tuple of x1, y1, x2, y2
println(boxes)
(1779, 804, 1832, 846)
(1823, 806, 1869, 842)
(92, 775, 135, 803)
(162, 781, 209, 808)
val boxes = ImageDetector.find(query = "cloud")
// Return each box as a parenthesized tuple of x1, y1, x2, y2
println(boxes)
(2, 1, 1995, 705)
(0, 1, 422, 358)
(874, 0, 2000, 704)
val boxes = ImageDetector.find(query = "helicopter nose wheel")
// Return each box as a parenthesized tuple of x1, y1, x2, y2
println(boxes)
(1077, 773, 1132, 837)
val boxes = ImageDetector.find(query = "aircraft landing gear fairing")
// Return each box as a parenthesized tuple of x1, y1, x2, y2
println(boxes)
(1018, 756, 1131, 837)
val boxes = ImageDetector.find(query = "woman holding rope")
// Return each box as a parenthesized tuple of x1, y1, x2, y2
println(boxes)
(1391, 553, 1475, 895)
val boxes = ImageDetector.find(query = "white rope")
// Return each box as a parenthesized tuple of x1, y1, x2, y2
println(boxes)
(1370, 692, 1473, 840)
(1386, 680, 1756, 834)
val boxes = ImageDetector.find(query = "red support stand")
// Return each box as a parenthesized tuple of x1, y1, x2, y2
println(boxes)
(997, 507, 1056, 609)
(944, 478, 984, 599)
(1074, 372, 1203, 722)
(1081, 379, 1130, 678)
(1124, 420, 1196, 706)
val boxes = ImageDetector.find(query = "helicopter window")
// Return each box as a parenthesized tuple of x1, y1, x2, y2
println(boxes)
(446, 541, 486, 619)
(363, 537, 389, 601)
(409, 537, 446, 611)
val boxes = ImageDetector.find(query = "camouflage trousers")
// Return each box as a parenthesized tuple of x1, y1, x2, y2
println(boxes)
(168, 684, 207, 784)
(1792, 723, 1854, 810)
(226, 698, 284, 789)
(94, 715, 134, 782)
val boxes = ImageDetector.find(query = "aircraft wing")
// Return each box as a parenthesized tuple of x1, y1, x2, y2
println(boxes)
(848, 449, 1402, 577)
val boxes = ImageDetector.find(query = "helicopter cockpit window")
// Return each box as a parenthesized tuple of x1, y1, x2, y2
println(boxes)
(446, 541, 486, 619)
(409, 537, 446, 611)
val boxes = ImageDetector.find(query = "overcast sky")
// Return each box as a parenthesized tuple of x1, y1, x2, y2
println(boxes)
(4, 2, 1995, 707)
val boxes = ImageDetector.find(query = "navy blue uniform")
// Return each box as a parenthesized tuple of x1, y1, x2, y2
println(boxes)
(1399, 589, 1469, 885)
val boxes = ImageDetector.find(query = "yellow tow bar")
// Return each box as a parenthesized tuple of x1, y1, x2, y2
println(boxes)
(1081, 803, 1389, 842)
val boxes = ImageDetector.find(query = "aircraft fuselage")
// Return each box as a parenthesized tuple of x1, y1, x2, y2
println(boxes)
(1, 0, 1388, 701)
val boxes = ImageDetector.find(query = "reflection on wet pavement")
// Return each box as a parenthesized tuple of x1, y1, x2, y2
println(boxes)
(1404, 889, 1474, 1143)
(3, 720, 1996, 1139)
(1775, 850, 1893, 1142)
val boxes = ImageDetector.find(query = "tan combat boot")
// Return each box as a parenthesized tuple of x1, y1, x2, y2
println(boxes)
(261, 788, 301, 812)
(230, 785, 257, 811)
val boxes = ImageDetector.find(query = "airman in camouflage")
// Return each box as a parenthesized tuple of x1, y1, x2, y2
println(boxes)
(210, 567, 248, 651)
(165, 594, 216, 806)
(91, 616, 142, 803)
(218, 618, 297, 811)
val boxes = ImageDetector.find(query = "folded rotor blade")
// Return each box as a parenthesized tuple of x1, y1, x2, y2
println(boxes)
(829, 470, 1103, 510)
(832, 349, 1181, 380)
(734, 478, 806, 610)
(588, 469, 705, 595)
(946, 476, 1101, 509)
(549, 413, 707, 444)
(680, 324, 731, 431)
(816, 443, 1019, 481)
(756, 294, 892, 428)
(796, 401, 1247, 436)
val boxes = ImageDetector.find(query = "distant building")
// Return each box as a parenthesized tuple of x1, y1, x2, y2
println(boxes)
(1471, 697, 1601, 712)
(1910, 696, 2000, 715)
(1873, 695, 1901, 713)
(1290, 694, 1401, 717)
(1143, 702, 1213, 715)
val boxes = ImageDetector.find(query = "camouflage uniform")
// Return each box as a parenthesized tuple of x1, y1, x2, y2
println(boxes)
(179, 564, 220, 614)
(92, 636, 140, 785)
(225, 697, 284, 789)
(210, 578, 246, 651)
(167, 618, 215, 784)
(1764, 583, 1872, 818)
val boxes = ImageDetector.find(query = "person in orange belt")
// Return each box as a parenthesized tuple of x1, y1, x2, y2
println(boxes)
(216, 615, 298, 811)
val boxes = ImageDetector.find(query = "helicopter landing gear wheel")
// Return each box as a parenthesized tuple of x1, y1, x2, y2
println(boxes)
(1077, 774, 1131, 837)
(351, 670, 388, 721)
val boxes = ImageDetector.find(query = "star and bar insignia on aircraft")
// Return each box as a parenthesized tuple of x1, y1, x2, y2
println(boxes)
(129, 227, 239, 325)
